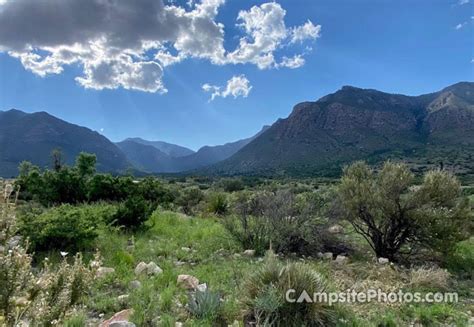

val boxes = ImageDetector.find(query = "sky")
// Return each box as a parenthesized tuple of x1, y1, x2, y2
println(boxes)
(0, 0, 473, 151)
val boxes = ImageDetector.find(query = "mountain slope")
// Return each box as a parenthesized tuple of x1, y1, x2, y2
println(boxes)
(0, 109, 131, 177)
(115, 140, 176, 173)
(124, 137, 195, 157)
(208, 82, 474, 176)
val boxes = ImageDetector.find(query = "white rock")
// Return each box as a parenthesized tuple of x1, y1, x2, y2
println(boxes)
(175, 323, 183, 327)
(322, 252, 333, 260)
(177, 274, 199, 290)
(118, 295, 129, 303)
(378, 257, 390, 264)
(96, 267, 115, 278)
(181, 247, 191, 252)
(197, 283, 207, 292)
(129, 280, 141, 289)
(146, 262, 163, 275)
(243, 249, 255, 257)
(334, 255, 348, 264)
(328, 224, 344, 234)
(134, 262, 148, 276)
(109, 322, 136, 327)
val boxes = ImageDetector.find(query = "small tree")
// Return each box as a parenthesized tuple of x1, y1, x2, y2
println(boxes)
(337, 161, 471, 262)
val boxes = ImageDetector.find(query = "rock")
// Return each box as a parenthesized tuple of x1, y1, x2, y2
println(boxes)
(334, 255, 348, 264)
(146, 262, 163, 275)
(118, 294, 129, 303)
(243, 249, 255, 257)
(322, 252, 333, 260)
(181, 247, 191, 252)
(7, 235, 22, 248)
(99, 309, 133, 327)
(134, 262, 148, 276)
(174, 260, 186, 266)
(109, 321, 136, 327)
(378, 257, 389, 264)
(96, 267, 115, 278)
(233, 253, 241, 258)
(328, 224, 344, 234)
(197, 283, 207, 292)
(177, 274, 199, 290)
(129, 280, 141, 289)
(14, 297, 29, 307)
(316, 252, 324, 258)
(175, 323, 183, 327)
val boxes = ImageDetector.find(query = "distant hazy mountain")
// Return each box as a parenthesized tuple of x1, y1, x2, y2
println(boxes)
(208, 82, 474, 176)
(124, 137, 195, 157)
(0, 109, 130, 177)
(115, 140, 176, 173)
(117, 126, 270, 173)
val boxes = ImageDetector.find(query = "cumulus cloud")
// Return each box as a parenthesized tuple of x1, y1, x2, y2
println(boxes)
(202, 75, 252, 101)
(0, 0, 321, 93)
(458, 0, 469, 5)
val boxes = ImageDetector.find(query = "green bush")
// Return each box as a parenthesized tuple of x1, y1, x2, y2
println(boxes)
(446, 238, 474, 278)
(242, 251, 336, 326)
(18, 204, 108, 252)
(110, 196, 154, 230)
(176, 187, 204, 215)
(220, 178, 245, 193)
(206, 192, 228, 216)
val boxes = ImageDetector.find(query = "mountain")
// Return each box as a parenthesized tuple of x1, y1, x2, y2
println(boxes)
(208, 82, 474, 176)
(117, 126, 270, 173)
(0, 109, 131, 177)
(124, 137, 195, 157)
(115, 140, 176, 173)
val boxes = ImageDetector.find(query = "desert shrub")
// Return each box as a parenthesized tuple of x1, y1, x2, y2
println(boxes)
(130, 281, 161, 326)
(176, 187, 204, 215)
(188, 289, 222, 321)
(336, 161, 472, 262)
(446, 238, 474, 278)
(206, 192, 228, 215)
(137, 177, 176, 207)
(18, 204, 107, 252)
(242, 251, 336, 326)
(224, 190, 326, 256)
(220, 178, 245, 193)
(0, 182, 98, 326)
(86, 174, 132, 202)
(109, 195, 154, 230)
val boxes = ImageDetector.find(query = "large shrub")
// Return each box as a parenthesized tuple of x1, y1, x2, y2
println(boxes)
(337, 161, 472, 262)
(175, 187, 204, 215)
(18, 204, 108, 252)
(206, 192, 229, 216)
(224, 190, 326, 256)
(109, 195, 154, 230)
(242, 251, 336, 326)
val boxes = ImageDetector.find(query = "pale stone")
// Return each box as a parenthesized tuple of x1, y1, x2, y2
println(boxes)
(134, 262, 148, 276)
(197, 283, 207, 292)
(96, 267, 115, 278)
(146, 262, 163, 275)
(378, 257, 390, 264)
(322, 252, 333, 260)
(177, 274, 199, 290)
(334, 255, 348, 264)
(243, 249, 255, 256)
(328, 224, 344, 234)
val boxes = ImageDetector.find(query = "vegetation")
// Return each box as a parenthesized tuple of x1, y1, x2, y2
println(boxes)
(2, 154, 473, 326)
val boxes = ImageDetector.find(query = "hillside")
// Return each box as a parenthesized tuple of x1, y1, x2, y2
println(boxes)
(124, 138, 195, 157)
(0, 109, 131, 177)
(208, 82, 474, 177)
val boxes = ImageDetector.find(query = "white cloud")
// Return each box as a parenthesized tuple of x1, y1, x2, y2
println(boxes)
(455, 22, 467, 30)
(458, 0, 469, 5)
(290, 20, 321, 43)
(277, 54, 305, 69)
(202, 74, 252, 101)
(0, 1, 321, 93)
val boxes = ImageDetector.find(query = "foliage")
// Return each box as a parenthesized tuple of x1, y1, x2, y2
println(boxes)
(17, 204, 110, 252)
(188, 289, 222, 321)
(446, 238, 474, 278)
(109, 195, 154, 230)
(206, 192, 228, 215)
(224, 190, 326, 256)
(242, 251, 336, 326)
(220, 178, 245, 193)
(175, 187, 204, 215)
(336, 161, 472, 261)
(0, 181, 98, 326)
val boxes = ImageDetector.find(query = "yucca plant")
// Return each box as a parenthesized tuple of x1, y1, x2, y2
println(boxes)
(187, 288, 222, 322)
(242, 251, 337, 326)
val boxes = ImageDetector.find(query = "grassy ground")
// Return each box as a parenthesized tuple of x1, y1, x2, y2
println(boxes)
(69, 209, 473, 326)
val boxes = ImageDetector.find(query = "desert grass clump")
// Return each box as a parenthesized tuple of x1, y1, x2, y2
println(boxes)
(409, 266, 451, 290)
(242, 251, 337, 326)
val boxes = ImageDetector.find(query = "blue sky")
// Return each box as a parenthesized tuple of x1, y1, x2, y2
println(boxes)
(0, 0, 473, 150)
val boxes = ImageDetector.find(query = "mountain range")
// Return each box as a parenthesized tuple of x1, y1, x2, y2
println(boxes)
(0, 81, 472, 178)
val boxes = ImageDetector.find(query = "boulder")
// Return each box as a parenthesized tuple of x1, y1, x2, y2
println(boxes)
(177, 274, 199, 290)
(146, 262, 163, 275)
(129, 280, 141, 289)
(134, 262, 148, 276)
(197, 283, 207, 292)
